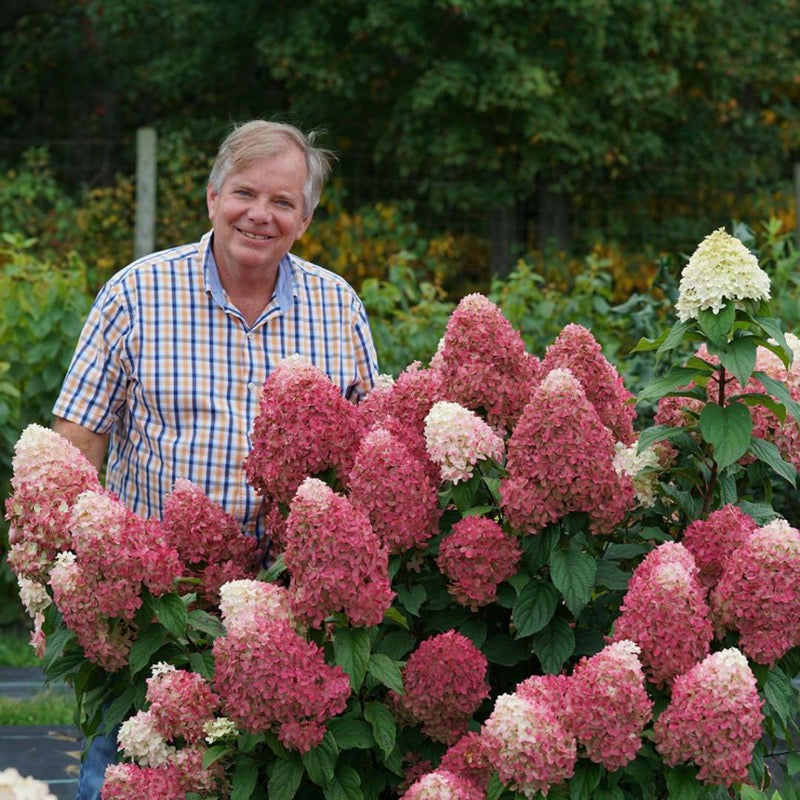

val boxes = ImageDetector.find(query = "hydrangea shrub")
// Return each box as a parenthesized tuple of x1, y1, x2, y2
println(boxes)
(5, 227, 800, 799)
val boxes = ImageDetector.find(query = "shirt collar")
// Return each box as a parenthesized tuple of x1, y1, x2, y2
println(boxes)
(201, 230, 297, 316)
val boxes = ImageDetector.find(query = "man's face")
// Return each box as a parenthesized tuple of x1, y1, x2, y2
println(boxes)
(206, 147, 312, 278)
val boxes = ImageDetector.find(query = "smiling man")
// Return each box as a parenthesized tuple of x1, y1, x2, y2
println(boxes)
(50, 120, 379, 800)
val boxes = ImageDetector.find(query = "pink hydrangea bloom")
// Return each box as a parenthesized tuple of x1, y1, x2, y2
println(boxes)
(160, 479, 260, 602)
(566, 641, 653, 770)
(389, 631, 489, 744)
(515, 673, 571, 717)
(243, 356, 364, 504)
(5, 424, 102, 580)
(438, 731, 492, 792)
(654, 648, 764, 786)
(145, 665, 218, 744)
(400, 769, 484, 800)
(117, 710, 175, 766)
(347, 427, 441, 553)
(500, 369, 635, 536)
(213, 616, 350, 753)
(432, 293, 541, 431)
(681, 505, 755, 589)
(710, 519, 800, 664)
(423, 402, 505, 484)
(437, 517, 521, 609)
(481, 691, 577, 798)
(284, 478, 394, 628)
(610, 542, 712, 687)
(540, 323, 636, 444)
(101, 763, 183, 800)
(169, 746, 228, 797)
(49, 552, 136, 672)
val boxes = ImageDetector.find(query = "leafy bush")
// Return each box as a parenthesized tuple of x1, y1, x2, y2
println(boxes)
(0, 234, 93, 624)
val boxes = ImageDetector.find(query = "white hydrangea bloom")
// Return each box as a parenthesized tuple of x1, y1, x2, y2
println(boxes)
(16, 576, 51, 617)
(675, 228, 770, 322)
(0, 768, 58, 800)
(613, 441, 661, 507)
(117, 709, 175, 766)
(204, 716, 239, 743)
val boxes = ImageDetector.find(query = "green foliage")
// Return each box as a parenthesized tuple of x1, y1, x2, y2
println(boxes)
(0, 691, 76, 726)
(0, 235, 93, 623)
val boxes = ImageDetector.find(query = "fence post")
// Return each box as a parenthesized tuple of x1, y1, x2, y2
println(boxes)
(134, 127, 157, 259)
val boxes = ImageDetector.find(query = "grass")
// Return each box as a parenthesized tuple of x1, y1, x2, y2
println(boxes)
(0, 624, 78, 726)
(0, 625, 42, 667)
(0, 692, 76, 725)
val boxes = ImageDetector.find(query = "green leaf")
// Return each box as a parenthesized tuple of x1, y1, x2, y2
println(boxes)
(594, 559, 631, 591)
(261, 553, 287, 583)
(715, 335, 757, 386)
(751, 314, 790, 353)
(231, 757, 259, 800)
(754, 370, 800, 423)
(512, 580, 559, 637)
(486, 772, 507, 800)
(128, 623, 168, 675)
(519, 524, 560, 571)
(303, 732, 339, 787)
(637, 366, 705, 403)
(268, 759, 304, 800)
(698, 401, 752, 469)
(328, 716, 375, 750)
(367, 654, 404, 694)
(636, 423, 692, 452)
(102, 686, 137, 734)
(665, 765, 702, 800)
(655, 319, 694, 358)
(363, 700, 397, 760)
(324, 764, 363, 800)
(749, 437, 797, 487)
(396, 584, 426, 616)
(531, 617, 575, 674)
(483, 633, 532, 666)
(187, 608, 227, 638)
(549, 548, 597, 617)
(763, 665, 795, 726)
(333, 627, 371, 690)
(202, 743, 231, 769)
(154, 593, 189, 639)
(569, 761, 603, 800)
(698, 302, 735, 346)
(42, 625, 75, 673)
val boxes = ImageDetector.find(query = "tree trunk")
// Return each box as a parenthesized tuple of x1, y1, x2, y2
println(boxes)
(535, 176, 570, 252)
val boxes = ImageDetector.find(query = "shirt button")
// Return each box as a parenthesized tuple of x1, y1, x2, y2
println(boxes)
(247, 381, 257, 393)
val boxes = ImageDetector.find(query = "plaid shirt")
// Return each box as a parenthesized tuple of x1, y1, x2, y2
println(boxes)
(53, 231, 378, 535)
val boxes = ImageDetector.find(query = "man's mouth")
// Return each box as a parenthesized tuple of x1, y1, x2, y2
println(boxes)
(239, 230, 272, 241)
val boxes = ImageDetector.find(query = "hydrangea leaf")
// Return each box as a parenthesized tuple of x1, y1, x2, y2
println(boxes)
(698, 302, 735, 347)
(549, 548, 597, 617)
(749, 437, 796, 487)
(531, 617, 575, 674)
(268, 758, 304, 800)
(363, 701, 396, 760)
(512, 580, 559, 637)
(333, 627, 371, 691)
(698, 401, 752, 469)
(231, 757, 259, 800)
(303, 731, 339, 788)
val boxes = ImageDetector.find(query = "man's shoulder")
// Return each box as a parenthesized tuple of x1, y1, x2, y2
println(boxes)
(106, 240, 205, 288)
(287, 253, 359, 296)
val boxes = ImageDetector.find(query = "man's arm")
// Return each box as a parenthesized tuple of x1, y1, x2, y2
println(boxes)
(52, 416, 109, 474)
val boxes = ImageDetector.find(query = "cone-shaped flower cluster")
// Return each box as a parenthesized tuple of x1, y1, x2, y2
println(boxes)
(49, 492, 182, 671)
(243, 356, 363, 504)
(501, 369, 635, 535)
(654, 648, 764, 785)
(710, 519, 800, 664)
(437, 517, 521, 609)
(218, 578, 295, 635)
(681, 504, 755, 589)
(540, 324, 636, 444)
(481, 690, 577, 798)
(160, 479, 260, 603)
(431, 293, 541, 431)
(423, 401, 505, 483)
(389, 631, 489, 744)
(438, 731, 492, 794)
(212, 611, 350, 752)
(566, 641, 653, 770)
(5, 424, 102, 581)
(348, 427, 440, 553)
(0, 768, 57, 800)
(284, 478, 394, 628)
(400, 769, 484, 800)
(675, 227, 770, 321)
(610, 542, 712, 687)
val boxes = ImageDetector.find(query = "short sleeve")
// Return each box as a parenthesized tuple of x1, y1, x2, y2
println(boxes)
(52, 281, 132, 433)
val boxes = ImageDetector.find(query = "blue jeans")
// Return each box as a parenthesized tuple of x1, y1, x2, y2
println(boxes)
(76, 725, 119, 800)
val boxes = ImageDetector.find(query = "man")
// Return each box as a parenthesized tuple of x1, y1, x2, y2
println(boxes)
(52, 120, 379, 799)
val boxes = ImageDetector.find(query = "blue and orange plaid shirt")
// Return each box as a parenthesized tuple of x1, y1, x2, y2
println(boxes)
(53, 231, 379, 536)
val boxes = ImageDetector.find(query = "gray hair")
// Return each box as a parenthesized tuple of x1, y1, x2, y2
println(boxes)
(208, 120, 335, 217)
